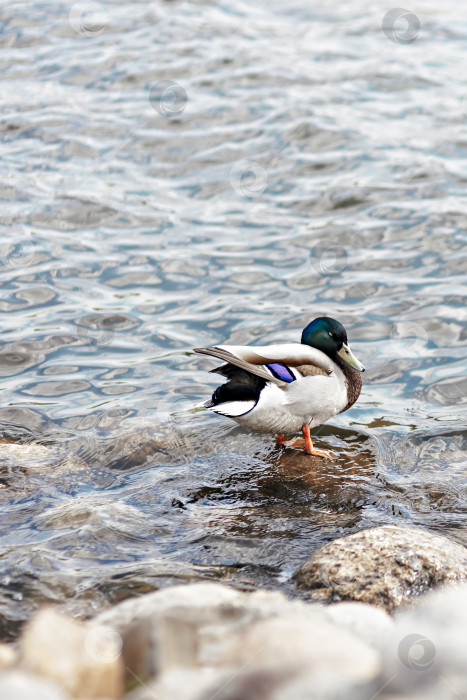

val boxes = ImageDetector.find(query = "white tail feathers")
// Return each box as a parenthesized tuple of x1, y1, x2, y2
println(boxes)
(206, 400, 256, 417)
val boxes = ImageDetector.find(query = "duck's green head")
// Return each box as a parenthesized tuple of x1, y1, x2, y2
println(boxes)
(301, 317, 365, 371)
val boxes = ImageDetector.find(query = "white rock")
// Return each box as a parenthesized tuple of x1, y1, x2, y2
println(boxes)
(97, 582, 290, 632)
(19, 608, 124, 699)
(99, 581, 383, 700)
(0, 644, 17, 670)
(127, 667, 225, 700)
(0, 671, 68, 700)
(222, 611, 380, 681)
(379, 583, 467, 698)
(326, 601, 394, 646)
(97, 582, 306, 671)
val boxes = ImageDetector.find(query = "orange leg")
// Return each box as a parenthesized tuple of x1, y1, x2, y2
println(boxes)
(277, 428, 336, 459)
(302, 425, 336, 459)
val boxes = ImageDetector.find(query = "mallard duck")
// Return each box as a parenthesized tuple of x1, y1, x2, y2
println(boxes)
(194, 317, 364, 459)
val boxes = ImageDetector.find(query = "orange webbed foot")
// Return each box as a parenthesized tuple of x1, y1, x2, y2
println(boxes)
(277, 434, 306, 449)
(276, 428, 337, 460)
(302, 424, 337, 459)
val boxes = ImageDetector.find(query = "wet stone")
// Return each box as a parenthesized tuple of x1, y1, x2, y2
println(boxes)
(293, 525, 467, 612)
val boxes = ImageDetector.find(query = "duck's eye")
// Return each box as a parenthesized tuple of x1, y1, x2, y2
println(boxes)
(328, 332, 333, 337)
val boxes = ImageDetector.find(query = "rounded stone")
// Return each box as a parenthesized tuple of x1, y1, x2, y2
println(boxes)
(0, 672, 68, 700)
(325, 601, 394, 646)
(223, 611, 380, 678)
(293, 525, 467, 612)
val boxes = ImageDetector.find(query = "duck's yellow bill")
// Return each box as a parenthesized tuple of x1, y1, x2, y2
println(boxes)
(338, 343, 365, 372)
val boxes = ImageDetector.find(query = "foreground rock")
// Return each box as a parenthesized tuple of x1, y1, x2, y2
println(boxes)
(0, 671, 68, 700)
(376, 583, 467, 699)
(97, 583, 297, 674)
(0, 644, 17, 670)
(19, 608, 124, 698)
(293, 525, 467, 612)
(98, 580, 467, 700)
(96, 582, 384, 699)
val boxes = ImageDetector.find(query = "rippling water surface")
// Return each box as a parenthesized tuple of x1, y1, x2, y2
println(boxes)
(1, 0, 466, 637)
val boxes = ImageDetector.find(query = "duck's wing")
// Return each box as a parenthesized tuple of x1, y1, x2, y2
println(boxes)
(194, 343, 333, 386)
(194, 346, 287, 386)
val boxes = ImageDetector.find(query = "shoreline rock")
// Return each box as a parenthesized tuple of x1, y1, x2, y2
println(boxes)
(293, 525, 467, 612)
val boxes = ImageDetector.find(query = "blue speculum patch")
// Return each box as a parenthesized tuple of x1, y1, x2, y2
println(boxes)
(265, 363, 296, 383)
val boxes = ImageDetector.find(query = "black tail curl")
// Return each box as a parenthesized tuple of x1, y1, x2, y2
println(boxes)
(208, 364, 266, 407)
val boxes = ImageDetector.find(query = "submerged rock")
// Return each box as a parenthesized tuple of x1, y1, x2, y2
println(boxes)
(293, 525, 467, 612)
(0, 441, 88, 482)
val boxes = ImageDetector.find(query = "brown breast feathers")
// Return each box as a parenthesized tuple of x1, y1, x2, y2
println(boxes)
(334, 354, 363, 412)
